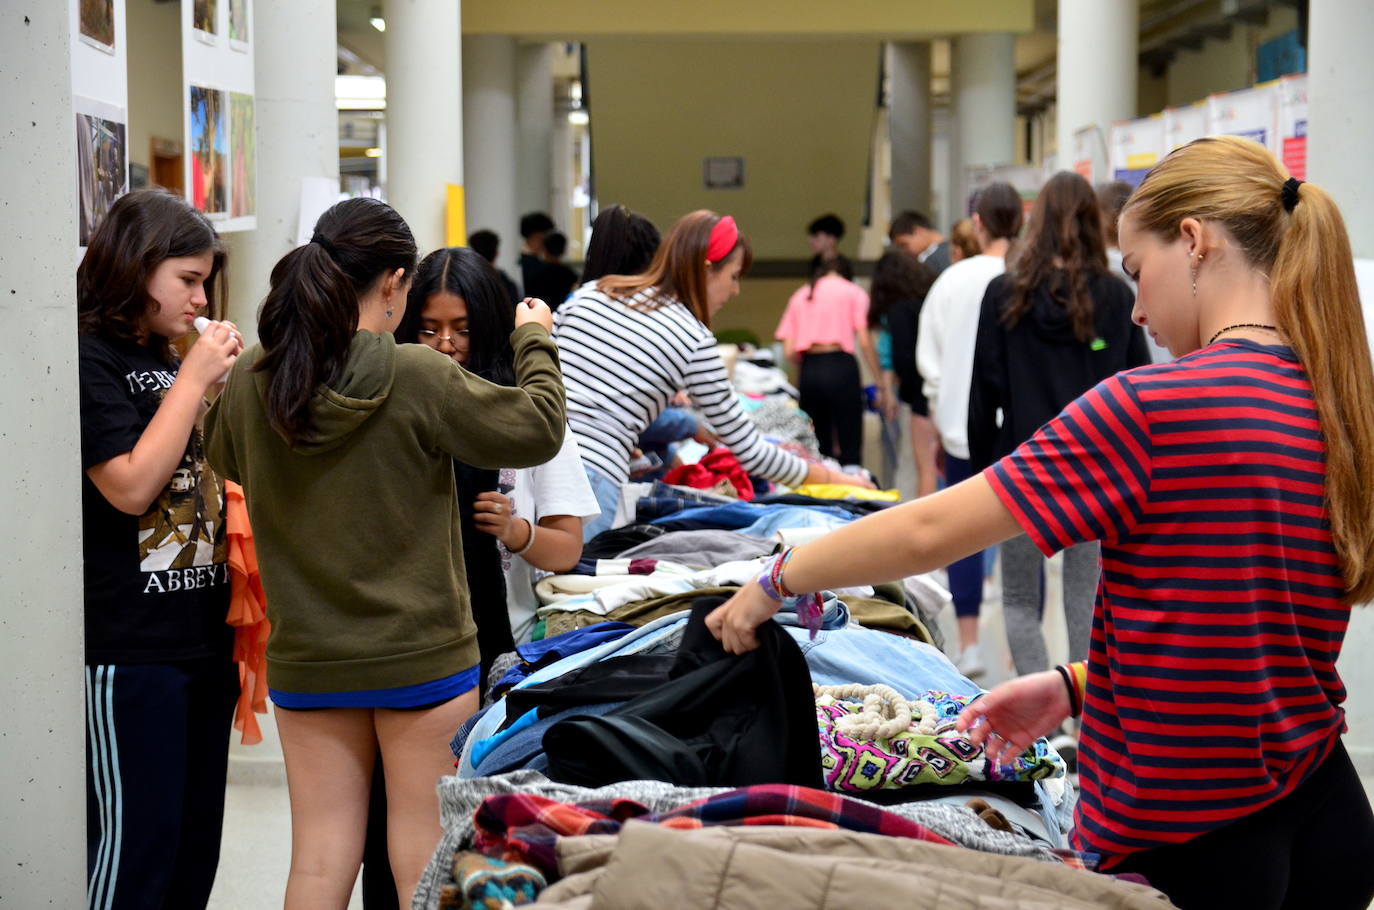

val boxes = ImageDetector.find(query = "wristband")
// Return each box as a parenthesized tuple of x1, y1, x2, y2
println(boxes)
(512, 519, 537, 556)
(755, 549, 823, 639)
(757, 548, 797, 602)
(1054, 664, 1082, 718)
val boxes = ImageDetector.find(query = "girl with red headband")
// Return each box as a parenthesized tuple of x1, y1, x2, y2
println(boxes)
(554, 209, 873, 541)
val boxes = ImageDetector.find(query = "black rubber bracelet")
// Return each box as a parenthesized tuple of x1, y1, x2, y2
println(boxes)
(1055, 664, 1081, 718)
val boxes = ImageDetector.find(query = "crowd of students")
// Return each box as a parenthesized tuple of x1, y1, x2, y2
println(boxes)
(77, 133, 1374, 910)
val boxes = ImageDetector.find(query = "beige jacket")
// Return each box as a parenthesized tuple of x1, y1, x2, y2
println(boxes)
(529, 822, 1176, 910)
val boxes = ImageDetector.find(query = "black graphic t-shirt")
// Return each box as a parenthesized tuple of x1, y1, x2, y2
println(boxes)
(79, 334, 232, 664)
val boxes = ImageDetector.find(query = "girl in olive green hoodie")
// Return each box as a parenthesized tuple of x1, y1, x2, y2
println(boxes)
(204, 198, 565, 907)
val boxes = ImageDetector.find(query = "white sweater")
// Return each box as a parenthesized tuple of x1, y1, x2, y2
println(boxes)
(915, 255, 1007, 460)
(553, 286, 810, 487)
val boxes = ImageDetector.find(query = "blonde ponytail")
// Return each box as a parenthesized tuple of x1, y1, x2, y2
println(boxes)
(1270, 182, 1374, 604)
(1127, 136, 1374, 603)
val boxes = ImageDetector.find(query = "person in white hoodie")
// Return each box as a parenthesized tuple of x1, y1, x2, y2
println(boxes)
(915, 182, 1023, 677)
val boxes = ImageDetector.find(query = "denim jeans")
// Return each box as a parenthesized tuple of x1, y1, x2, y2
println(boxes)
(582, 466, 623, 542)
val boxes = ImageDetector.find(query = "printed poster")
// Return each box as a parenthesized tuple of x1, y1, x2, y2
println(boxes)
(183, 0, 255, 229)
(1071, 125, 1107, 184)
(1164, 102, 1207, 152)
(79, 0, 115, 53)
(1206, 83, 1279, 157)
(1109, 116, 1165, 188)
(75, 98, 129, 246)
(1277, 75, 1308, 181)
(189, 85, 227, 215)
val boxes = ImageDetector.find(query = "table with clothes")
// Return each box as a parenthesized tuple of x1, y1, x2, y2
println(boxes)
(412, 481, 1171, 910)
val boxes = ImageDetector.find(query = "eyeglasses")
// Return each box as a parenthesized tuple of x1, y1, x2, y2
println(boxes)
(418, 328, 470, 345)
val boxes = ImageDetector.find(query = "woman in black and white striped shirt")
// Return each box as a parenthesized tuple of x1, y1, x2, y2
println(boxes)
(553, 209, 872, 540)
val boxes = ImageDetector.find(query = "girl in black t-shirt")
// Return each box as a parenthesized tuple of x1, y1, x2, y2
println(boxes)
(77, 188, 243, 910)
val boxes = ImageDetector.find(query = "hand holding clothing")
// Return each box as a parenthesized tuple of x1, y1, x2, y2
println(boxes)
(954, 671, 1070, 766)
(705, 581, 781, 655)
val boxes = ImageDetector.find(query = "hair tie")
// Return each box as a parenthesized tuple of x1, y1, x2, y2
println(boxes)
(706, 215, 739, 264)
(1281, 177, 1303, 213)
(310, 232, 337, 257)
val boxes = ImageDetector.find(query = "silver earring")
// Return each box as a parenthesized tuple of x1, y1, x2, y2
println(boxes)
(385, 309, 394, 319)
(1191, 252, 1203, 297)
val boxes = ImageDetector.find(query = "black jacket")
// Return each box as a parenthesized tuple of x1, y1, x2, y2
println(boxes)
(885, 297, 928, 415)
(967, 270, 1148, 472)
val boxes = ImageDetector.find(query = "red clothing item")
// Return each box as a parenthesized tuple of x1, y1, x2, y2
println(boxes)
(662, 447, 754, 500)
(224, 481, 270, 745)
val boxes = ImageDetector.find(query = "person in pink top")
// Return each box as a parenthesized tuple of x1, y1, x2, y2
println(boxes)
(775, 256, 884, 467)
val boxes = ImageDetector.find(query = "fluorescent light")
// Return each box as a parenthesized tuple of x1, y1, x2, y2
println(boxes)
(568, 110, 589, 126)
(364, 147, 382, 158)
(369, 16, 386, 32)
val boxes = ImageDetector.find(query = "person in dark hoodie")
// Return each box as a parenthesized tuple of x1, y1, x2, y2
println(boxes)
(203, 198, 565, 907)
(967, 171, 1148, 677)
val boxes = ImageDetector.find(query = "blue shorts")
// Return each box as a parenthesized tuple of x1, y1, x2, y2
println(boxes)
(270, 665, 480, 710)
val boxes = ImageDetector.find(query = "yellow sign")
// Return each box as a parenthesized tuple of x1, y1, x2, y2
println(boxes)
(446, 184, 466, 247)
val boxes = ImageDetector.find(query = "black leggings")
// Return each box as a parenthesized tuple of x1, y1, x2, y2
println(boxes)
(798, 350, 864, 466)
(1112, 740, 1374, 910)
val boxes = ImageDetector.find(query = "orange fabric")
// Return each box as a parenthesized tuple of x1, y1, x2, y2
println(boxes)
(224, 481, 270, 745)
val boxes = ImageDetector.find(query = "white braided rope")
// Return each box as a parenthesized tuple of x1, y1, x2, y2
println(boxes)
(814, 683, 939, 740)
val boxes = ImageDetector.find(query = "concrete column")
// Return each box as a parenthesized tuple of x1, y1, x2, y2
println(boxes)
(1308, 0, 1374, 776)
(386, 0, 464, 255)
(516, 42, 555, 222)
(889, 42, 934, 218)
(228, 0, 339, 338)
(1056, 0, 1137, 171)
(951, 32, 1017, 215)
(1308, 1, 1374, 258)
(463, 35, 520, 274)
(0, 6, 85, 904)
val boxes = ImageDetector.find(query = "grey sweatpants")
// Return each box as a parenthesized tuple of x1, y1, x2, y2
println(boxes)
(1000, 534, 1099, 676)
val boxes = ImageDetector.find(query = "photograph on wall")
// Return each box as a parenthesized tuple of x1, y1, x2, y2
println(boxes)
(229, 92, 256, 217)
(75, 106, 128, 246)
(194, 0, 218, 42)
(79, 0, 116, 53)
(228, 0, 249, 47)
(189, 84, 227, 215)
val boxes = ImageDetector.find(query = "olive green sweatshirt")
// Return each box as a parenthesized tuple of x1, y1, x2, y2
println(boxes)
(204, 324, 565, 693)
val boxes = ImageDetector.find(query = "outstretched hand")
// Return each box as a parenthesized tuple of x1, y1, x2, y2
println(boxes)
(705, 582, 783, 654)
(956, 670, 1072, 766)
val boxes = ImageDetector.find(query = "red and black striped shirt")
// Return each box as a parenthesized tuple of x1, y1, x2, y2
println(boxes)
(986, 339, 1349, 865)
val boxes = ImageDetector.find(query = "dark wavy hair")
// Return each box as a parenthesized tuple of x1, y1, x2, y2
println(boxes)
(77, 188, 225, 364)
(1003, 171, 1107, 343)
(868, 250, 936, 328)
(254, 197, 417, 445)
(581, 205, 661, 284)
(396, 247, 516, 386)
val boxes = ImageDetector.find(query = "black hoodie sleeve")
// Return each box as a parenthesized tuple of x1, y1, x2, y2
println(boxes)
(967, 278, 1008, 473)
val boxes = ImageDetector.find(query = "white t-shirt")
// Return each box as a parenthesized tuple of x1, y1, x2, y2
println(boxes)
(915, 254, 1007, 459)
(498, 431, 602, 643)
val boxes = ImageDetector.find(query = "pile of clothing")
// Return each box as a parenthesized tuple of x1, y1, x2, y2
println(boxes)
(414, 482, 1169, 909)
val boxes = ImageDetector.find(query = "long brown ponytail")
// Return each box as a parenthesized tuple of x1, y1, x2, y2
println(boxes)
(1127, 135, 1374, 603)
(255, 198, 417, 446)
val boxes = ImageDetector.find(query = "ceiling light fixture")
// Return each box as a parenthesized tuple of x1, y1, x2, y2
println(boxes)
(369, 7, 386, 32)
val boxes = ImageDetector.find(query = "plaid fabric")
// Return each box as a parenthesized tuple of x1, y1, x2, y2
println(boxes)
(472, 784, 955, 875)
